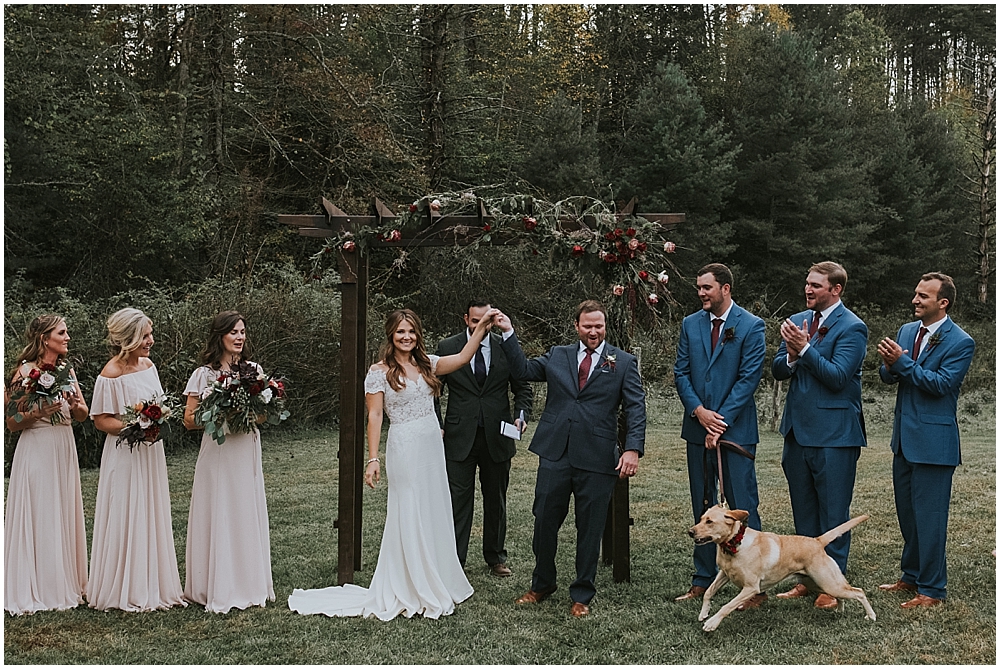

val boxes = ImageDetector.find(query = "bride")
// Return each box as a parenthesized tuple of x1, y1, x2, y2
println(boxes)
(289, 307, 499, 620)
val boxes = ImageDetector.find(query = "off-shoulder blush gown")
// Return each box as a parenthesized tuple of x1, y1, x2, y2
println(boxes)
(289, 355, 473, 620)
(4, 396, 88, 615)
(87, 363, 185, 612)
(182, 365, 274, 613)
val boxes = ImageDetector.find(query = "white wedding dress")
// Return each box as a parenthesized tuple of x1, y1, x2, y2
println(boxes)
(288, 356, 473, 620)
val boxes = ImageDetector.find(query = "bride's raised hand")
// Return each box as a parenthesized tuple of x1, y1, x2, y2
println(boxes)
(472, 308, 500, 339)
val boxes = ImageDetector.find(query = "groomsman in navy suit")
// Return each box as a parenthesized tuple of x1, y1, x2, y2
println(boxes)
(876, 272, 975, 608)
(494, 301, 646, 618)
(672, 264, 767, 607)
(772, 261, 868, 611)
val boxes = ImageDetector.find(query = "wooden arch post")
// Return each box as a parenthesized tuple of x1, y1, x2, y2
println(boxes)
(279, 197, 683, 585)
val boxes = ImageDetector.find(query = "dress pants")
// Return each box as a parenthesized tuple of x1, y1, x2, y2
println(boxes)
(686, 441, 761, 588)
(781, 431, 860, 574)
(445, 426, 510, 567)
(892, 449, 954, 600)
(530, 450, 617, 605)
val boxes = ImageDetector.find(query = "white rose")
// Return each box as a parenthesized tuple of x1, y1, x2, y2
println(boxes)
(138, 415, 152, 429)
(648, 293, 660, 305)
(38, 373, 56, 389)
(201, 387, 214, 399)
(261, 388, 274, 404)
(657, 271, 670, 284)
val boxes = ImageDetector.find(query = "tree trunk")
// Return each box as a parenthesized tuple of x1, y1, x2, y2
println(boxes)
(975, 56, 996, 304)
(419, 5, 450, 189)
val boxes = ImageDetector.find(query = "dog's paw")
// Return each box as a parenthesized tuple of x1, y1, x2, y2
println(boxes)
(867, 612, 877, 622)
(702, 617, 720, 632)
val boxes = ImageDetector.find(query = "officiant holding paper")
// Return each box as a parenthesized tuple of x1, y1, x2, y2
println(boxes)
(436, 300, 533, 577)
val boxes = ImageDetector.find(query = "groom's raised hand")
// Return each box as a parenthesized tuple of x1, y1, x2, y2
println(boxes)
(494, 311, 513, 333)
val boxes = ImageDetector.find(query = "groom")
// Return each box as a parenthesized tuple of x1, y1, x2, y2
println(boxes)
(495, 300, 646, 617)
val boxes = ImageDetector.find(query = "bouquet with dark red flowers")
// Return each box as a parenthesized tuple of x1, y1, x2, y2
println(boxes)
(6, 360, 77, 425)
(116, 393, 180, 450)
(195, 360, 289, 445)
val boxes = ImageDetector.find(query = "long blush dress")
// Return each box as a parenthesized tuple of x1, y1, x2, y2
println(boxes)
(4, 393, 88, 615)
(182, 365, 274, 613)
(289, 356, 473, 620)
(87, 363, 185, 612)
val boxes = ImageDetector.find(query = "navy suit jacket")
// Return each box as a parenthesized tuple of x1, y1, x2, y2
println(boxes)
(772, 303, 868, 448)
(674, 302, 766, 446)
(500, 333, 646, 476)
(879, 317, 975, 466)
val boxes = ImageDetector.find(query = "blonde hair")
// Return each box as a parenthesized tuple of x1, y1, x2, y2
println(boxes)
(106, 308, 152, 360)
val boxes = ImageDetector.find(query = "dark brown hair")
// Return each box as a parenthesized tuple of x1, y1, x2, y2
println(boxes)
(378, 309, 442, 396)
(697, 263, 734, 289)
(201, 311, 253, 369)
(920, 272, 957, 312)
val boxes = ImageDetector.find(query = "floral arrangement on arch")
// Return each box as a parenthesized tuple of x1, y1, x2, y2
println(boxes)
(310, 191, 682, 311)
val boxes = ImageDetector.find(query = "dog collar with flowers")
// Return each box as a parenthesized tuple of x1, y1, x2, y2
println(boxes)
(721, 522, 746, 555)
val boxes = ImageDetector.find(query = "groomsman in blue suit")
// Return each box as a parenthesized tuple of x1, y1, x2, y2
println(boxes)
(494, 301, 646, 618)
(772, 261, 868, 611)
(672, 264, 767, 607)
(876, 272, 975, 608)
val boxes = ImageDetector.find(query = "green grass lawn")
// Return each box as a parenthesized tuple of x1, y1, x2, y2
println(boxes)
(5, 388, 996, 664)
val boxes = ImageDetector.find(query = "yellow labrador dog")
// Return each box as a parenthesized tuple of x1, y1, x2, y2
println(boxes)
(689, 505, 876, 632)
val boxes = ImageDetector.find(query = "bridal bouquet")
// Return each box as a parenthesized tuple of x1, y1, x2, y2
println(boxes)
(6, 360, 77, 425)
(196, 360, 289, 444)
(117, 393, 180, 450)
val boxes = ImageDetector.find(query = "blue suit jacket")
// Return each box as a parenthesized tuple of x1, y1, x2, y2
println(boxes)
(500, 333, 646, 475)
(674, 302, 766, 446)
(772, 303, 868, 448)
(878, 318, 975, 466)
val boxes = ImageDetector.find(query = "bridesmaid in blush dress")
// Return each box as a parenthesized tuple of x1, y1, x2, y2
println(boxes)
(87, 308, 185, 612)
(4, 314, 89, 615)
(182, 311, 274, 613)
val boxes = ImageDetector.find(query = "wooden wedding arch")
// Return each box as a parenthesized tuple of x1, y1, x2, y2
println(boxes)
(279, 196, 683, 586)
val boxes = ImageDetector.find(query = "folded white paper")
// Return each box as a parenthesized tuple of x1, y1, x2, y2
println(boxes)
(500, 421, 522, 440)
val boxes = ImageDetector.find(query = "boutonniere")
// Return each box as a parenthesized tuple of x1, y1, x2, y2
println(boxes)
(817, 325, 829, 339)
(723, 327, 736, 344)
(927, 332, 942, 349)
(600, 354, 616, 371)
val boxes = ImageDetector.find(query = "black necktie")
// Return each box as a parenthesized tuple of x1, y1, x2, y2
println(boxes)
(474, 344, 487, 386)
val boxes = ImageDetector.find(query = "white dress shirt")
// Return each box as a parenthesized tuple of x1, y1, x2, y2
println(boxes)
(914, 315, 948, 359)
(577, 340, 608, 384)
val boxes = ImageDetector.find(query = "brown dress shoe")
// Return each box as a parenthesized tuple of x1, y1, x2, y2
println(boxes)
(570, 602, 589, 617)
(879, 580, 917, 592)
(674, 585, 707, 602)
(776, 583, 810, 599)
(901, 593, 943, 608)
(490, 563, 512, 578)
(814, 593, 839, 610)
(736, 593, 767, 611)
(514, 585, 557, 604)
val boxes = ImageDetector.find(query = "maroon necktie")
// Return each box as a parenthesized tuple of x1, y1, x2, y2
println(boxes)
(710, 318, 723, 353)
(578, 347, 595, 390)
(809, 311, 821, 337)
(913, 326, 929, 358)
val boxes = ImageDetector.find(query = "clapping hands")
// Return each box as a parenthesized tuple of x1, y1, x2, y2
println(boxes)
(780, 318, 811, 359)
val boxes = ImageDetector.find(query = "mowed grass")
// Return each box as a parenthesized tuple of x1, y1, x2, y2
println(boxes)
(4, 387, 996, 664)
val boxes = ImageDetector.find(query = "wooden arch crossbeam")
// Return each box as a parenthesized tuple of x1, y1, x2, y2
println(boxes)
(278, 196, 683, 586)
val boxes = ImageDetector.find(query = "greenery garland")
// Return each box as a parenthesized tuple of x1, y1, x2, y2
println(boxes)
(310, 191, 683, 316)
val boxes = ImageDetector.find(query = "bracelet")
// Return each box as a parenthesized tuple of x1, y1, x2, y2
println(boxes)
(366, 457, 380, 465)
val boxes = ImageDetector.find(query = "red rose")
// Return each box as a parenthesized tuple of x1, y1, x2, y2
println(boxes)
(603, 253, 617, 263)
(639, 270, 649, 280)
(637, 242, 647, 252)
(571, 245, 585, 257)
(482, 224, 491, 232)
(28, 368, 41, 380)
(388, 229, 402, 242)
(144, 426, 160, 442)
(142, 405, 162, 420)
(614, 228, 624, 238)
(523, 216, 538, 231)
(39, 363, 56, 372)
(250, 382, 264, 395)
(376, 233, 385, 241)
(625, 227, 636, 237)
(272, 380, 286, 398)
(604, 231, 616, 241)
(409, 204, 417, 213)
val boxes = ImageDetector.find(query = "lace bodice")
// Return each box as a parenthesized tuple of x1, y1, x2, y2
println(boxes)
(364, 356, 439, 425)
